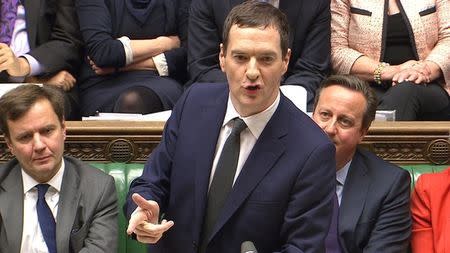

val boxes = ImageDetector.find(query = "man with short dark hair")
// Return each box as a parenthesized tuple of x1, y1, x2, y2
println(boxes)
(0, 85, 118, 253)
(125, 2, 336, 253)
(188, 0, 331, 111)
(313, 75, 411, 253)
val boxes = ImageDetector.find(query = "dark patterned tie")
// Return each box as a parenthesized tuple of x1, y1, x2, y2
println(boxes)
(0, 0, 19, 45)
(200, 118, 247, 253)
(36, 184, 57, 253)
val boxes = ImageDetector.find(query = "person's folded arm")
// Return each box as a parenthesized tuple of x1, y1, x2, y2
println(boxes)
(187, 0, 227, 84)
(76, 0, 179, 68)
(283, 0, 331, 104)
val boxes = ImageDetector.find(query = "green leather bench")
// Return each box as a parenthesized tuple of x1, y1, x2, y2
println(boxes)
(92, 163, 449, 253)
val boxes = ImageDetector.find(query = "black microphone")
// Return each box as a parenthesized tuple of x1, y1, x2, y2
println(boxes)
(241, 241, 258, 253)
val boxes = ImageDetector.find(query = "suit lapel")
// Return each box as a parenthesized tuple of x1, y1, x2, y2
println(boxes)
(208, 95, 288, 242)
(24, 0, 41, 48)
(193, 91, 228, 237)
(0, 165, 24, 253)
(55, 159, 81, 253)
(338, 150, 369, 252)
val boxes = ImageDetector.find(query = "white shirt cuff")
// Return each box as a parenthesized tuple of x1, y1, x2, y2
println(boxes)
(21, 54, 44, 76)
(117, 36, 134, 65)
(153, 53, 168, 76)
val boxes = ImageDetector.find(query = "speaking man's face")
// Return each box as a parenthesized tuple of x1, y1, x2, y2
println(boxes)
(220, 24, 290, 117)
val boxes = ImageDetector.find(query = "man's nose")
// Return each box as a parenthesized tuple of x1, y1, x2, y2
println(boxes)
(246, 58, 259, 81)
(33, 134, 46, 151)
(323, 120, 337, 136)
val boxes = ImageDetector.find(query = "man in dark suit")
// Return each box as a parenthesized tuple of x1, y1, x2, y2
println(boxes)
(188, 0, 331, 110)
(312, 75, 411, 253)
(125, 2, 335, 253)
(0, 85, 118, 253)
(0, 0, 82, 119)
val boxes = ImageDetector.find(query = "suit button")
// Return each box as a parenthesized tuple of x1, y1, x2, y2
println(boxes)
(192, 241, 198, 250)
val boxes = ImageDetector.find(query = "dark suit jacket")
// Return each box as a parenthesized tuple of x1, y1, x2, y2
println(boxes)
(126, 83, 336, 253)
(338, 148, 411, 253)
(0, 156, 118, 253)
(187, 0, 331, 106)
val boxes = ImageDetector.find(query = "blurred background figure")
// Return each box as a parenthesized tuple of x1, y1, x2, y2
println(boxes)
(0, 0, 82, 119)
(331, 0, 450, 120)
(76, 0, 189, 116)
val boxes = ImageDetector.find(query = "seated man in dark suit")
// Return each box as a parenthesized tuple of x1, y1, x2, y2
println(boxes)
(0, 0, 82, 119)
(125, 2, 336, 253)
(188, 0, 331, 111)
(312, 75, 411, 253)
(0, 85, 117, 253)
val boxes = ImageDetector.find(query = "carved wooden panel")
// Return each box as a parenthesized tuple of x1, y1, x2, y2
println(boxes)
(1, 121, 449, 165)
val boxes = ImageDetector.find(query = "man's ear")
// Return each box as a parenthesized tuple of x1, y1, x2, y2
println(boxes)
(61, 120, 67, 140)
(358, 128, 368, 143)
(282, 48, 291, 74)
(219, 43, 226, 72)
(5, 137, 14, 155)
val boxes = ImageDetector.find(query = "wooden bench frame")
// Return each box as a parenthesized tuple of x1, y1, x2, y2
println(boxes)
(1, 121, 449, 165)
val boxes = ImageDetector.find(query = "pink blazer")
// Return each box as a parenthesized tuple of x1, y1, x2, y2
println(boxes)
(331, 0, 450, 94)
(411, 167, 450, 253)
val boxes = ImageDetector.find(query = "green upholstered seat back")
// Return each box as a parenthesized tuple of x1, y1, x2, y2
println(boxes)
(400, 165, 448, 189)
(91, 162, 449, 253)
(90, 163, 147, 253)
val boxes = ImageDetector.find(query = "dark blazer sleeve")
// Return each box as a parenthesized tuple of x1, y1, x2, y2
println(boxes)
(164, 0, 190, 83)
(282, 0, 331, 105)
(26, 0, 82, 75)
(76, 0, 127, 68)
(124, 85, 192, 218)
(363, 168, 411, 253)
(187, 0, 227, 84)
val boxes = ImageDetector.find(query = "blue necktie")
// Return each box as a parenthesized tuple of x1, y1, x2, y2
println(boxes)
(36, 184, 57, 253)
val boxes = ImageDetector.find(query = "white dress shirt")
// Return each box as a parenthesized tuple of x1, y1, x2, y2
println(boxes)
(336, 160, 351, 206)
(20, 160, 65, 253)
(10, 4, 44, 77)
(208, 91, 281, 188)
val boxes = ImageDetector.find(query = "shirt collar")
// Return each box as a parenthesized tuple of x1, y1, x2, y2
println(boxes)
(223, 91, 280, 139)
(22, 159, 65, 194)
(336, 159, 351, 186)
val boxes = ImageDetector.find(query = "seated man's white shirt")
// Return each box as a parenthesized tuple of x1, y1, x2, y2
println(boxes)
(10, 4, 44, 78)
(209, 91, 280, 188)
(280, 85, 307, 112)
(20, 160, 65, 253)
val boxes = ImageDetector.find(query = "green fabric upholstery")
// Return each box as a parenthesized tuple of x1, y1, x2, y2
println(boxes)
(400, 165, 448, 189)
(91, 163, 147, 253)
(90, 162, 449, 253)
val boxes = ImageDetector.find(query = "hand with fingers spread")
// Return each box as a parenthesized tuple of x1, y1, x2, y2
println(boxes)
(127, 193, 174, 244)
